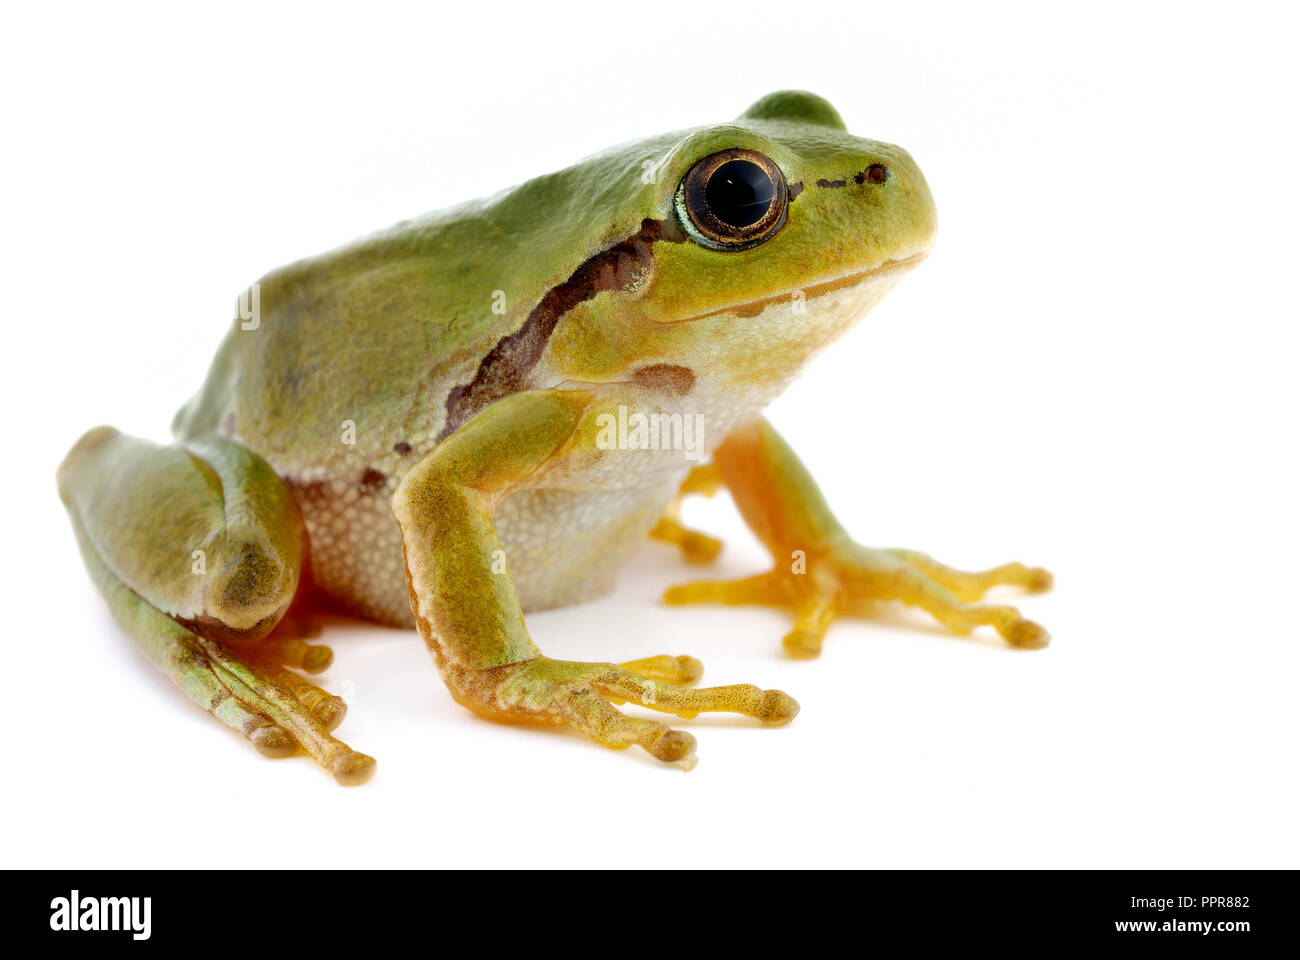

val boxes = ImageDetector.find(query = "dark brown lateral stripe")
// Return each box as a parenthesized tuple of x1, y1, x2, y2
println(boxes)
(437, 218, 676, 441)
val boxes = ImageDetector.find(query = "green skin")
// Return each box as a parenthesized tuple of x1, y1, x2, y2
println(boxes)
(58, 91, 1052, 783)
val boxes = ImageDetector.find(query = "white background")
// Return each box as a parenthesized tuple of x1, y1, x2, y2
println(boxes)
(3, 1, 1296, 868)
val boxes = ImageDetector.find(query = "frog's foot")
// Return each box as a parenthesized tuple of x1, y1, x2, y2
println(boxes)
(664, 542, 1053, 658)
(447, 655, 797, 768)
(186, 636, 373, 782)
(239, 595, 332, 671)
(650, 516, 723, 565)
(249, 658, 351, 732)
(100, 573, 370, 782)
(649, 463, 726, 564)
(246, 632, 333, 674)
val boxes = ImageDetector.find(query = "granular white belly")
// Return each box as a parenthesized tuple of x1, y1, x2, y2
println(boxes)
(495, 479, 681, 611)
(292, 465, 684, 627)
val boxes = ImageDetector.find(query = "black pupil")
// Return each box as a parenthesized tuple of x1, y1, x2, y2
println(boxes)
(704, 160, 775, 228)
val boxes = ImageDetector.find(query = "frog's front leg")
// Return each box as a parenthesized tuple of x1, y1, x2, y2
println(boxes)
(393, 391, 797, 767)
(664, 419, 1053, 657)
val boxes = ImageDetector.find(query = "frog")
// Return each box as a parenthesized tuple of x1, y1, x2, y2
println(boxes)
(57, 91, 1052, 784)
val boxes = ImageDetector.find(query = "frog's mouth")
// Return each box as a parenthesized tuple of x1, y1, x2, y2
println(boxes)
(659, 252, 928, 324)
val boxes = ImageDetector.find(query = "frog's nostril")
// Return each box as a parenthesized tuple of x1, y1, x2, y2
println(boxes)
(855, 163, 889, 185)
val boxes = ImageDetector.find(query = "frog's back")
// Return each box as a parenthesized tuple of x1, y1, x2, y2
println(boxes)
(175, 130, 676, 473)
(177, 203, 495, 469)
(172, 138, 679, 624)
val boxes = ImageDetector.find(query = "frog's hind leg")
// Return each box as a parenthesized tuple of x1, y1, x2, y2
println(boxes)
(649, 464, 725, 565)
(57, 427, 374, 784)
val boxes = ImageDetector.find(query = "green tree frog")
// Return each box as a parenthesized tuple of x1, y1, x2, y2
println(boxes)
(58, 91, 1052, 784)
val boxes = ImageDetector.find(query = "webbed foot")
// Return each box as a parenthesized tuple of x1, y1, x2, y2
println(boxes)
(446, 654, 798, 768)
(665, 541, 1053, 657)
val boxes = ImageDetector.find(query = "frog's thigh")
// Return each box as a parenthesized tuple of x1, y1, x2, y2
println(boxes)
(57, 427, 374, 784)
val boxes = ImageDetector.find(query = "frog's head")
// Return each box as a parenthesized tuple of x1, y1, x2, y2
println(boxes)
(528, 91, 937, 407)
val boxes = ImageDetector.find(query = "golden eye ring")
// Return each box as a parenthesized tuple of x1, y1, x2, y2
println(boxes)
(675, 148, 788, 251)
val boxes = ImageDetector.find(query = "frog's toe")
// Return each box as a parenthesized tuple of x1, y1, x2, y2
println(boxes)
(330, 751, 378, 786)
(249, 723, 298, 758)
(650, 517, 723, 565)
(478, 656, 798, 767)
(617, 654, 703, 685)
(665, 570, 840, 655)
(781, 598, 841, 659)
(252, 659, 350, 731)
(663, 570, 794, 607)
(156, 644, 299, 759)
(593, 664, 799, 726)
(884, 549, 1053, 602)
(1004, 617, 1051, 650)
(565, 689, 700, 767)
(877, 557, 1053, 650)
(248, 635, 334, 673)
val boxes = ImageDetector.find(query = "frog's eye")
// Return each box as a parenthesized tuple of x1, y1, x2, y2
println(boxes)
(675, 149, 788, 251)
